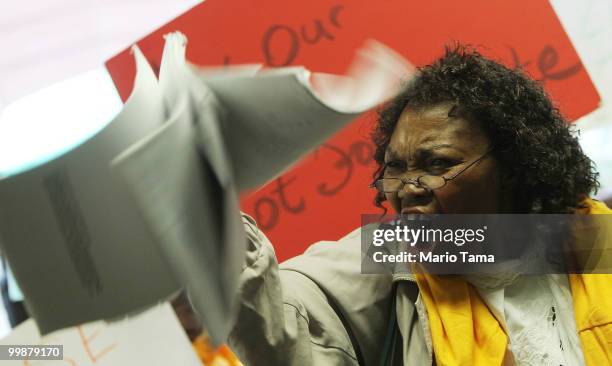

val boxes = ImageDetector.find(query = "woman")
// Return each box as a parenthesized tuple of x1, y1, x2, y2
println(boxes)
(227, 45, 612, 365)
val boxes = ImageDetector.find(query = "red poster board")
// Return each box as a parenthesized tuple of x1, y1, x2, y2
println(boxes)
(106, 0, 600, 262)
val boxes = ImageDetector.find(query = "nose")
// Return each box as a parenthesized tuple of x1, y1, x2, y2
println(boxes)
(397, 179, 428, 198)
(397, 177, 431, 208)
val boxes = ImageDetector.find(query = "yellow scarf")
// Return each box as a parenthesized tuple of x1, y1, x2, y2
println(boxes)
(415, 198, 612, 365)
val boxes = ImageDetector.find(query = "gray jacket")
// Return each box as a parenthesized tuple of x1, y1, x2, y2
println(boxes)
(228, 214, 433, 365)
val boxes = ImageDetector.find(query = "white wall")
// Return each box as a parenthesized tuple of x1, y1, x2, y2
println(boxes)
(0, 0, 202, 111)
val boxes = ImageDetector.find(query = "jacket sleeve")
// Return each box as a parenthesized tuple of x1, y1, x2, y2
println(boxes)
(227, 214, 361, 366)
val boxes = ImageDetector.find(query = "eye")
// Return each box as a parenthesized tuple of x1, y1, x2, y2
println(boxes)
(429, 158, 454, 167)
(384, 160, 405, 170)
(427, 157, 460, 171)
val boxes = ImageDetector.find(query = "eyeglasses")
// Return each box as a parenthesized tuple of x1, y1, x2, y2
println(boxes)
(371, 149, 493, 193)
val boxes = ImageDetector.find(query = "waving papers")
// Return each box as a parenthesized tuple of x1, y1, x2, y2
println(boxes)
(0, 32, 410, 343)
(205, 39, 410, 191)
(0, 48, 180, 334)
(112, 32, 410, 344)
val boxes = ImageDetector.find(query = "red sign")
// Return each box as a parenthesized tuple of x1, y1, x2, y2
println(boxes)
(106, 0, 600, 261)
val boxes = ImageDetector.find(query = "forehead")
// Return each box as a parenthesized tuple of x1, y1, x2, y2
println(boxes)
(387, 103, 488, 157)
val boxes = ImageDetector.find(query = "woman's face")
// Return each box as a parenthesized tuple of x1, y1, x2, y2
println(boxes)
(384, 103, 505, 214)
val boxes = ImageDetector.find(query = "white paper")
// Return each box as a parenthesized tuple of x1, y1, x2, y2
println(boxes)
(0, 47, 180, 334)
(159, 33, 234, 188)
(197, 39, 411, 191)
(203, 71, 360, 191)
(116, 32, 411, 343)
(0, 303, 202, 366)
(113, 33, 246, 345)
(6, 265, 24, 302)
(0, 31, 411, 346)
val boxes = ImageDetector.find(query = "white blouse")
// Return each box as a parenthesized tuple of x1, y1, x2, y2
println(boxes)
(469, 274, 585, 366)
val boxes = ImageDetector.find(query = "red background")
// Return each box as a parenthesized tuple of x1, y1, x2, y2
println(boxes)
(106, 0, 600, 262)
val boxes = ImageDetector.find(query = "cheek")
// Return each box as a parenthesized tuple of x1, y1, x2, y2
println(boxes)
(434, 175, 500, 213)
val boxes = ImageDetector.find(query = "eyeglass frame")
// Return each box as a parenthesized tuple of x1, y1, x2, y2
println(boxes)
(370, 148, 494, 193)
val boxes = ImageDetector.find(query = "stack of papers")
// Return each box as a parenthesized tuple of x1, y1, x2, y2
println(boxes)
(0, 32, 410, 344)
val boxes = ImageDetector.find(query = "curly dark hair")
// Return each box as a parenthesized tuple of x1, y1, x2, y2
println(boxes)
(371, 44, 599, 214)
